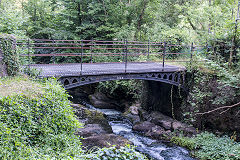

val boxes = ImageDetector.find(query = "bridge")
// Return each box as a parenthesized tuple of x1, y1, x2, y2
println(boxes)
(16, 39, 197, 89)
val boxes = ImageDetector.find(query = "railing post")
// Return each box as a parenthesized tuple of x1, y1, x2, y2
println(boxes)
(27, 38, 30, 70)
(90, 38, 93, 63)
(147, 39, 150, 60)
(53, 39, 56, 64)
(81, 40, 83, 75)
(122, 40, 125, 62)
(125, 39, 128, 73)
(162, 42, 166, 71)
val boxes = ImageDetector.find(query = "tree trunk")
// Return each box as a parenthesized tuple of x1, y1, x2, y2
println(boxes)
(135, 0, 149, 39)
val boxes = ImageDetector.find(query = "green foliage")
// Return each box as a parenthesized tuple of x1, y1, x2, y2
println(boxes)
(97, 80, 142, 100)
(0, 34, 20, 76)
(183, 54, 240, 124)
(82, 145, 148, 160)
(171, 132, 240, 160)
(193, 132, 240, 160)
(0, 77, 148, 159)
(23, 67, 41, 78)
(0, 0, 28, 35)
(0, 77, 83, 159)
(171, 135, 197, 150)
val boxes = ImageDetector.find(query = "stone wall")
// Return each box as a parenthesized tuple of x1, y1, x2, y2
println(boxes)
(140, 81, 184, 120)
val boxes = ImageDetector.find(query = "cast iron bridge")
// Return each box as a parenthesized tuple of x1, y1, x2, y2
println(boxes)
(17, 39, 198, 89)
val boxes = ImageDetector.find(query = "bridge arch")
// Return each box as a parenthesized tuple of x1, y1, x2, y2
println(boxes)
(59, 71, 185, 90)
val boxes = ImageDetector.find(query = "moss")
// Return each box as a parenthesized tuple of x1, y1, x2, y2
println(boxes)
(73, 105, 113, 133)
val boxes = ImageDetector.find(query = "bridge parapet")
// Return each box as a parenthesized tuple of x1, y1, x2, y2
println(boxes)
(16, 39, 205, 89)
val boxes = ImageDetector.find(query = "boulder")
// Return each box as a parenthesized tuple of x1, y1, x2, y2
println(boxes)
(124, 113, 141, 125)
(89, 92, 120, 109)
(147, 111, 197, 136)
(123, 106, 142, 124)
(133, 121, 157, 133)
(128, 106, 139, 115)
(72, 104, 112, 133)
(81, 134, 132, 149)
(145, 125, 166, 138)
(76, 124, 111, 137)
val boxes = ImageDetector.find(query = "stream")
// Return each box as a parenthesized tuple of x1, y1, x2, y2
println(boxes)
(82, 102, 195, 160)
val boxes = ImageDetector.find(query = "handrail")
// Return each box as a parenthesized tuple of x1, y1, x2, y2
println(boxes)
(17, 39, 200, 73)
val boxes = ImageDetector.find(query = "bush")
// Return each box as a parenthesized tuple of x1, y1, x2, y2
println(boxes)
(171, 132, 240, 160)
(0, 77, 83, 159)
(0, 76, 148, 159)
(81, 145, 148, 160)
(97, 80, 142, 100)
(171, 136, 197, 150)
(0, 34, 20, 76)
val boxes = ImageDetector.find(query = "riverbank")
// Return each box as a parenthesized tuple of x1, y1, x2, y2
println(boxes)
(0, 76, 147, 159)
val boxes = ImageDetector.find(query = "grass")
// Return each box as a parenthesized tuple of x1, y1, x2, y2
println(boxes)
(0, 76, 44, 98)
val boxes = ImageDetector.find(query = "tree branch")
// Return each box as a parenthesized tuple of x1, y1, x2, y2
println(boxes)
(196, 101, 240, 115)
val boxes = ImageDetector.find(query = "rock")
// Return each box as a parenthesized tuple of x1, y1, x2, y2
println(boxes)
(81, 134, 132, 149)
(133, 121, 157, 133)
(138, 109, 150, 121)
(128, 106, 139, 115)
(76, 124, 111, 137)
(124, 113, 141, 125)
(145, 125, 165, 138)
(123, 106, 141, 125)
(147, 111, 197, 136)
(72, 104, 113, 133)
(89, 92, 120, 109)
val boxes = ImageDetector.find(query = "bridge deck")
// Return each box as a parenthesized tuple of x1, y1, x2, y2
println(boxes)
(29, 62, 186, 77)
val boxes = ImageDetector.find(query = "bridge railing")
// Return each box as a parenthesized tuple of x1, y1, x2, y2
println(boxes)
(16, 39, 201, 72)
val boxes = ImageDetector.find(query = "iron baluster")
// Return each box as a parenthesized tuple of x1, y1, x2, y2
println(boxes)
(122, 40, 125, 62)
(90, 38, 93, 63)
(162, 42, 166, 71)
(125, 39, 128, 73)
(81, 40, 83, 75)
(53, 39, 55, 64)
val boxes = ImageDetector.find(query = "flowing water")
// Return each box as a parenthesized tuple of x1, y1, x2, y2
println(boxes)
(83, 102, 195, 160)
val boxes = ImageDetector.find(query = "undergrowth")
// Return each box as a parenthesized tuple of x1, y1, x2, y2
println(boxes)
(0, 76, 147, 159)
(171, 132, 240, 160)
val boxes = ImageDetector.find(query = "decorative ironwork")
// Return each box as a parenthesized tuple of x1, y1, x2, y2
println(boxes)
(59, 71, 185, 90)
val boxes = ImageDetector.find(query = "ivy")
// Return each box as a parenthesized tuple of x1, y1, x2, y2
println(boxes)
(0, 34, 19, 76)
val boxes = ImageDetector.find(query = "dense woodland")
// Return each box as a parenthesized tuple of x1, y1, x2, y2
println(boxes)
(0, 0, 240, 159)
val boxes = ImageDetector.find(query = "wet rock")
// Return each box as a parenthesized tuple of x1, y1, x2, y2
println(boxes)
(128, 106, 139, 115)
(75, 124, 111, 137)
(145, 125, 166, 139)
(72, 104, 112, 133)
(123, 106, 141, 124)
(124, 113, 141, 125)
(89, 92, 120, 109)
(81, 134, 132, 149)
(147, 111, 197, 136)
(133, 121, 157, 133)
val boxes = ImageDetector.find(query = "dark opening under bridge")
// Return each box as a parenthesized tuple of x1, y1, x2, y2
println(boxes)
(16, 39, 200, 89)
